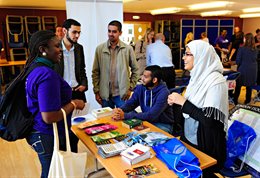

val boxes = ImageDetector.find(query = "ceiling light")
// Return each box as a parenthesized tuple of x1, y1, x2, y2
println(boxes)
(240, 13, 260, 18)
(200, 10, 232, 17)
(243, 7, 260, 13)
(189, 1, 234, 11)
(150, 7, 181, 15)
(123, 0, 141, 3)
(132, 16, 140, 19)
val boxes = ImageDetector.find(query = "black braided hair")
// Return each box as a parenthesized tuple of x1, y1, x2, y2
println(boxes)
(26, 30, 56, 68)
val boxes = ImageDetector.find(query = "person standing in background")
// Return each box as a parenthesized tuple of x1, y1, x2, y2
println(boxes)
(146, 33, 176, 89)
(229, 26, 244, 62)
(184, 32, 194, 46)
(54, 19, 88, 102)
(255, 29, 260, 87)
(214, 29, 229, 62)
(233, 33, 258, 105)
(135, 28, 155, 77)
(254, 29, 260, 49)
(25, 30, 85, 178)
(201, 32, 209, 43)
(92, 20, 139, 108)
(55, 25, 64, 41)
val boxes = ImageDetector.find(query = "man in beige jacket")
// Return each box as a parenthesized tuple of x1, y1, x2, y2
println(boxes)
(92, 20, 139, 108)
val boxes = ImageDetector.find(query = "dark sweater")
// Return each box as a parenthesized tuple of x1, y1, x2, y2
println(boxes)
(120, 82, 173, 124)
(182, 100, 226, 170)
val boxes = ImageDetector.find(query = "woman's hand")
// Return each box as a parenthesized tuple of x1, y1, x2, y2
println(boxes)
(168, 92, 186, 106)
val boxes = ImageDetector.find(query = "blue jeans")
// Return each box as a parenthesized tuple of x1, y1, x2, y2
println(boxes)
(153, 122, 173, 134)
(102, 95, 125, 108)
(26, 131, 78, 178)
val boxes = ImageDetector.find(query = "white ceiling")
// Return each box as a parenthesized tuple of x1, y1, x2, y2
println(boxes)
(0, 0, 260, 17)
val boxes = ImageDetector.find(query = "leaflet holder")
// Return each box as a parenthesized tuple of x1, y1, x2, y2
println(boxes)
(220, 105, 260, 177)
(225, 72, 240, 105)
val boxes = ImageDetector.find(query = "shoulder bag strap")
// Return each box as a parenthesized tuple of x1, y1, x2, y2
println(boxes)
(52, 108, 71, 152)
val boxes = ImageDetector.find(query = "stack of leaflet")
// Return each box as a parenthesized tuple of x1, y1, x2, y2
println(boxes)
(98, 142, 129, 158)
(122, 118, 142, 129)
(84, 124, 117, 135)
(120, 143, 151, 165)
(92, 107, 113, 118)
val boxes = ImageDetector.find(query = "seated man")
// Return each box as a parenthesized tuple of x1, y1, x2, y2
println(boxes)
(112, 65, 174, 133)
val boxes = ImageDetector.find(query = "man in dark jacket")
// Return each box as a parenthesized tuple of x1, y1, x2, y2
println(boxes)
(112, 65, 174, 133)
(54, 19, 88, 102)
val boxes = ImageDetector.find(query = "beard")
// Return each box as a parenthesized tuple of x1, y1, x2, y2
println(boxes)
(144, 79, 155, 88)
(66, 32, 77, 44)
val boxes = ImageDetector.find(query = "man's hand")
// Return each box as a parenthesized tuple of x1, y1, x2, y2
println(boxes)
(95, 92, 102, 105)
(74, 85, 86, 92)
(71, 99, 85, 110)
(122, 89, 132, 101)
(112, 108, 124, 121)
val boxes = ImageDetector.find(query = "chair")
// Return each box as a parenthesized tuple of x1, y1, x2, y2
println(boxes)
(169, 85, 186, 94)
(9, 48, 28, 75)
(42, 16, 57, 31)
(169, 86, 187, 137)
(24, 16, 41, 43)
(225, 72, 240, 105)
(6, 15, 25, 48)
(250, 85, 260, 103)
(175, 70, 190, 87)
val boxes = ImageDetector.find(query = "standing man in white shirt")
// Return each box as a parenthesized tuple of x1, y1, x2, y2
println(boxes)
(146, 33, 175, 89)
(54, 19, 88, 102)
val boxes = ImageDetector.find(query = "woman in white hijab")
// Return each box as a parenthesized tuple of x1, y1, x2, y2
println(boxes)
(168, 40, 228, 176)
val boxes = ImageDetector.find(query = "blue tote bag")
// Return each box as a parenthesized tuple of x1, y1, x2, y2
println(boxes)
(153, 138, 202, 178)
(225, 120, 256, 170)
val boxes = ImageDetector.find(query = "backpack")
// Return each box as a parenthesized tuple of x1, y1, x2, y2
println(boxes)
(0, 62, 44, 141)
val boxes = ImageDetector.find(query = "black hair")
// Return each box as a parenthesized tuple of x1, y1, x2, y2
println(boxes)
(62, 19, 81, 30)
(220, 28, 227, 33)
(145, 65, 162, 82)
(55, 25, 62, 28)
(108, 20, 122, 32)
(26, 30, 56, 67)
(256, 28, 260, 34)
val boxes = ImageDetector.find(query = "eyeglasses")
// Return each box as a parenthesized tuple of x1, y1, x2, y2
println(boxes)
(183, 52, 193, 57)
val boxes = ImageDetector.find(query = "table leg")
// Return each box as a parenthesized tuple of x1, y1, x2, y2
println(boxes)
(85, 158, 106, 178)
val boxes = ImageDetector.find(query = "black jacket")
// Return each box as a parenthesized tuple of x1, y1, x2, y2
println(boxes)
(54, 43, 88, 99)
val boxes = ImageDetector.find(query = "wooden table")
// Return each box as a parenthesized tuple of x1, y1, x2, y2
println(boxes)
(0, 60, 26, 67)
(0, 60, 26, 84)
(71, 117, 217, 178)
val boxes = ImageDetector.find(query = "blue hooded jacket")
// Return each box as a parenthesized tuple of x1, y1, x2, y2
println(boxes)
(120, 81, 173, 124)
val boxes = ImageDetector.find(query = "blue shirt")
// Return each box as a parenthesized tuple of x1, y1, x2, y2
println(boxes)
(146, 40, 174, 67)
(26, 64, 72, 135)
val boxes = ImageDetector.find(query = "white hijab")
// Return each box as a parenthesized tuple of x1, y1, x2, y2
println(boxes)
(184, 40, 228, 130)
